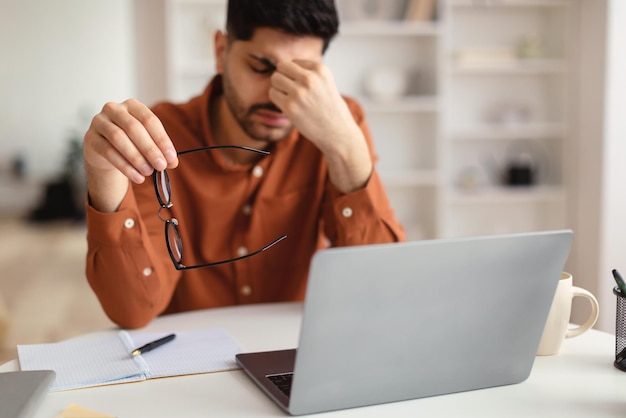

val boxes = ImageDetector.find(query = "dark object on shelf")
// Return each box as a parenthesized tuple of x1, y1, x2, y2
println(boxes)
(505, 152, 536, 186)
(505, 163, 535, 186)
(28, 138, 86, 222)
(11, 154, 26, 180)
(28, 178, 84, 222)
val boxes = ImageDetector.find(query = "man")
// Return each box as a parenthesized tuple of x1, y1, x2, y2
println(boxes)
(83, 0, 405, 329)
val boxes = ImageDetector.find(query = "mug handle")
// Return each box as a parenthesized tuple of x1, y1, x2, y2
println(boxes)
(565, 286, 599, 338)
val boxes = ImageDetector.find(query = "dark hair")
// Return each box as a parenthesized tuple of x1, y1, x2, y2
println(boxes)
(226, 0, 339, 53)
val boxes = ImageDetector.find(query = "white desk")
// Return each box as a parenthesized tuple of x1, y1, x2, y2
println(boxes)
(1, 302, 625, 417)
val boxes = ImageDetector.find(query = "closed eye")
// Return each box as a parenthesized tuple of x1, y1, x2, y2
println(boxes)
(251, 65, 275, 75)
(248, 54, 277, 75)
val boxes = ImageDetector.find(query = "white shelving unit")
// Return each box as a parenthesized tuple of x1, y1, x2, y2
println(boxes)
(164, 0, 577, 241)
(439, 0, 575, 238)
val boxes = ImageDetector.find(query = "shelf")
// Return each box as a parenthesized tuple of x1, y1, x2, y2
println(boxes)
(447, 185, 565, 204)
(165, 0, 576, 240)
(452, 59, 568, 75)
(361, 96, 439, 113)
(340, 21, 440, 37)
(380, 170, 438, 187)
(451, 123, 566, 141)
(170, 0, 223, 5)
(451, 0, 571, 7)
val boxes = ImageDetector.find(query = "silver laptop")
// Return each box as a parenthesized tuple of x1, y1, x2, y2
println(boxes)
(236, 230, 573, 415)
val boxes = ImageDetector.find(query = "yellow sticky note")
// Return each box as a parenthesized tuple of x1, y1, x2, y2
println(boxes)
(54, 403, 115, 418)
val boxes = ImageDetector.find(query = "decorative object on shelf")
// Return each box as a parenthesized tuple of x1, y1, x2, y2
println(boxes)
(485, 102, 531, 126)
(338, 0, 405, 22)
(455, 46, 517, 69)
(362, 66, 410, 102)
(507, 140, 551, 187)
(403, 0, 436, 21)
(458, 166, 487, 190)
(480, 139, 550, 188)
(10, 153, 26, 180)
(517, 34, 545, 59)
(504, 152, 536, 186)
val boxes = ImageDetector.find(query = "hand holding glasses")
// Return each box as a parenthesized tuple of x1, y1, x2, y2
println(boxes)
(153, 145, 287, 270)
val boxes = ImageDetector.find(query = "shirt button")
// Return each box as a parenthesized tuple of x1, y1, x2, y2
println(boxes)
(252, 165, 264, 178)
(124, 218, 135, 228)
(241, 285, 252, 296)
(341, 207, 353, 218)
(237, 246, 248, 257)
(242, 204, 252, 216)
(142, 267, 152, 277)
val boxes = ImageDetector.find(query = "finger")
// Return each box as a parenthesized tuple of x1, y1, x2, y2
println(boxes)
(125, 99, 178, 169)
(291, 59, 321, 72)
(90, 110, 156, 178)
(275, 60, 308, 82)
(85, 129, 148, 184)
(275, 60, 328, 93)
(102, 100, 176, 172)
(270, 70, 296, 95)
(291, 60, 333, 85)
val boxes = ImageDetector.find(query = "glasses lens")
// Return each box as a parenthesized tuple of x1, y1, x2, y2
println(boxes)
(156, 171, 172, 207)
(165, 220, 183, 263)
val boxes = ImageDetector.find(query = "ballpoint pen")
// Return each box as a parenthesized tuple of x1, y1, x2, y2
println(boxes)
(612, 269, 626, 294)
(131, 333, 176, 357)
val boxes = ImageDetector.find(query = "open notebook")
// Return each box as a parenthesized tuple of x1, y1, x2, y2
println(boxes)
(18, 328, 242, 391)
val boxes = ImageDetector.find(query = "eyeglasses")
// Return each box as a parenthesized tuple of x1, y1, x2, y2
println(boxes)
(153, 145, 287, 271)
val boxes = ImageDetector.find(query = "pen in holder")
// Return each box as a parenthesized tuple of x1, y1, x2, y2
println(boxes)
(614, 286, 626, 371)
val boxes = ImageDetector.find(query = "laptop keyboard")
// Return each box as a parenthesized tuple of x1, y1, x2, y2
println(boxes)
(266, 373, 293, 397)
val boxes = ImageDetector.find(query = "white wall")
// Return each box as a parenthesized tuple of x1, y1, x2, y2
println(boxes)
(570, 1, 607, 327)
(134, 0, 167, 105)
(0, 0, 136, 181)
(597, 0, 626, 332)
(572, 0, 626, 333)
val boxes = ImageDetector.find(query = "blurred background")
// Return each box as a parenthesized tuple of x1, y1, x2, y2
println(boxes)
(0, 0, 625, 362)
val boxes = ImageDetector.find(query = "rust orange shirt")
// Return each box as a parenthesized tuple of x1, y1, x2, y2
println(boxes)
(86, 77, 406, 328)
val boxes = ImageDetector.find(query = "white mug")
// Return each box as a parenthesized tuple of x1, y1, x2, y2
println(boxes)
(537, 272, 599, 356)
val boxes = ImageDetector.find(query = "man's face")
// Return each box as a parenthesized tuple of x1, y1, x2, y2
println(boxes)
(215, 27, 324, 143)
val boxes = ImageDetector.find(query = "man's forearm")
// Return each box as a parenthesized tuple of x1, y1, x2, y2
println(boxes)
(323, 128, 373, 194)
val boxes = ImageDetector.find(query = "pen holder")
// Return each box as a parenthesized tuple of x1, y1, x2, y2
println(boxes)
(614, 286, 626, 371)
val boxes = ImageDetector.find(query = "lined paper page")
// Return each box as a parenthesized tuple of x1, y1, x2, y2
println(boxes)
(129, 328, 243, 378)
(18, 331, 143, 391)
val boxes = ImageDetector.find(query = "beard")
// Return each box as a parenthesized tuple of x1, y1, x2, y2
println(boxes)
(221, 72, 293, 143)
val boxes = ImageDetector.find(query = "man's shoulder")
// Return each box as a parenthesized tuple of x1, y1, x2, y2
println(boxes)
(151, 80, 214, 125)
(151, 100, 183, 122)
(151, 94, 203, 123)
(150, 90, 210, 145)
